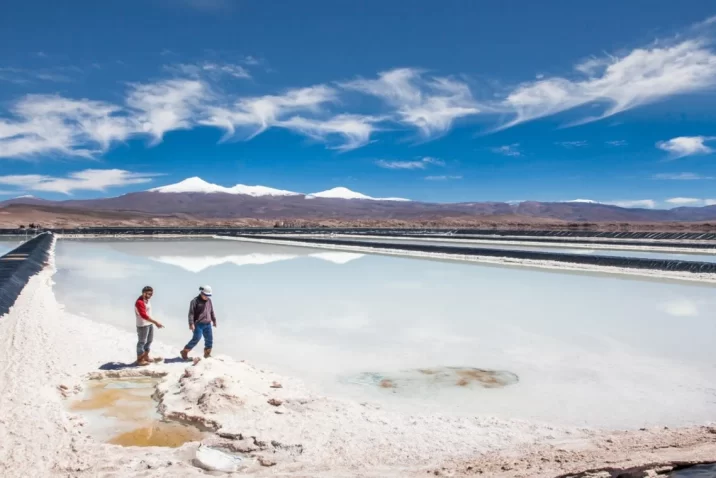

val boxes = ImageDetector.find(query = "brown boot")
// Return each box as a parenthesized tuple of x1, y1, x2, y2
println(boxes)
(137, 352, 150, 366)
(204, 348, 212, 358)
(180, 348, 190, 361)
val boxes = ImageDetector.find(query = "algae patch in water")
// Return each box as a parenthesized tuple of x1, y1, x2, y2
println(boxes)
(347, 366, 519, 392)
(70, 377, 206, 448)
(109, 422, 205, 448)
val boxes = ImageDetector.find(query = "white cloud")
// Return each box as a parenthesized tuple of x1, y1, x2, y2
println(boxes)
(666, 197, 703, 205)
(652, 172, 713, 180)
(201, 85, 337, 140)
(0, 95, 138, 158)
(606, 140, 628, 146)
(567, 199, 599, 203)
(425, 175, 463, 181)
(0, 66, 74, 84)
(555, 140, 588, 148)
(607, 199, 657, 209)
(0, 169, 160, 195)
(502, 39, 716, 128)
(278, 114, 381, 151)
(166, 62, 251, 79)
(663, 197, 716, 207)
(490, 144, 521, 157)
(375, 157, 445, 169)
(343, 68, 480, 138)
(656, 136, 715, 158)
(126, 79, 210, 144)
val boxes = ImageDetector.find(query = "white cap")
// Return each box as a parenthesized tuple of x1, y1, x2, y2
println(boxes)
(200, 285, 213, 296)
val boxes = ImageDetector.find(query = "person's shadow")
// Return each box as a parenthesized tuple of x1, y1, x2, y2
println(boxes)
(98, 357, 186, 370)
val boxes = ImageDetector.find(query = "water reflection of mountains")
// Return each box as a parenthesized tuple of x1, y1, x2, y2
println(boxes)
(104, 239, 364, 272)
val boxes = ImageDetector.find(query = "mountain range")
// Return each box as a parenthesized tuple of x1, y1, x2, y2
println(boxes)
(2, 177, 716, 225)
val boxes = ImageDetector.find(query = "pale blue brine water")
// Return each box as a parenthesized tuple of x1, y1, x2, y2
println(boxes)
(53, 238, 716, 429)
(0, 238, 22, 256)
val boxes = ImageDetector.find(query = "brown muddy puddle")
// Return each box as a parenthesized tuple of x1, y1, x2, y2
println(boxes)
(69, 377, 205, 447)
(348, 366, 519, 392)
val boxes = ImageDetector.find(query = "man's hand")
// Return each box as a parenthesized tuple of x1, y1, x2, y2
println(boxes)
(212, 321, 217, 328)
(189, 324, 195, 331)
(154, 321, 165, 329)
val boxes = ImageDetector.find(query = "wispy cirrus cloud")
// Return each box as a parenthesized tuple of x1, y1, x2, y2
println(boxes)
(425, 175, 462, 181)
(165, 62, 251, 79)
(0, 66, 75, 84)
(3, 17, 716, 160)
(500, 38, 716, 129)
(342, 68, 480, 139)
(652, 172, 713, 180)
(126, 79, 211, 144)
(375, 157, 445, 170)
(656, 136, 716, 159)
(665, 197, 716, 206)
(0, 169, 161, 194)
(555, 140, 588, 148)
(0, 95, 138, 158)
(201, 84, 342, 139)
(490, 143, 521, 157)
(278, 114, 381, 151)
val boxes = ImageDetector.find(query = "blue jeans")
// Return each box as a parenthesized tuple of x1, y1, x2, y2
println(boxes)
(185, 322, 213, 350)
(136, 325, 154, 356)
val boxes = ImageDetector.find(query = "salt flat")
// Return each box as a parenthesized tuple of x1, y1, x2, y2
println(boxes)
(0, 237, 714, 477)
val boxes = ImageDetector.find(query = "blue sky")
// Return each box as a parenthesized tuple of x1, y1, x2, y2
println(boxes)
(1, 0, 716, 208)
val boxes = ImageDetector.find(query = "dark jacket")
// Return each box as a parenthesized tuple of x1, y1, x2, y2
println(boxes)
(188, 296, 216, 326)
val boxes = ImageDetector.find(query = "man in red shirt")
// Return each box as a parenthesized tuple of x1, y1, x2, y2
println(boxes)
(135, 286, 164, 366)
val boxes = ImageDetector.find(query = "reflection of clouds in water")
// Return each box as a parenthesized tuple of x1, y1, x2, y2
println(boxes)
(150, 253, 298, 273)
(149, 252, 365, 273)
(659, 298, 700, 317)
(308, 252, 364, 264)
(57, 254, 149, 280)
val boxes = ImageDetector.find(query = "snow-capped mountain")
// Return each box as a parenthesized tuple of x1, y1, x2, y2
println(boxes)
(150, 177, 228, 194)
(150, 177, 299, 197)
(150, 178, 410, 201)
(306, 186, 410, 202)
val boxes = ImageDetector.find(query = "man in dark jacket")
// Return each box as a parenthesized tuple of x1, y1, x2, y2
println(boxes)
(180, 285, 217, 360)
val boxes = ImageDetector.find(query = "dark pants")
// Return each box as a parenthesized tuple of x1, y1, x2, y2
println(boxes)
(136, 325, 154, 356)
(185, 322, 213, 350)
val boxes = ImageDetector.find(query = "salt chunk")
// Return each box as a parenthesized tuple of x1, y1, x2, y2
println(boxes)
(193, 445, 242, 473)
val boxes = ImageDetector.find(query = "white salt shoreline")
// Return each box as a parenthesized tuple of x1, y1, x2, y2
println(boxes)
(215, 235, 716, 284)
(0, 247, 714, 477)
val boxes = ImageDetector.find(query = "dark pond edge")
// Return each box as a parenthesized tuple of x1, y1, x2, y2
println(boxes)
(0, 232, 53, 318)
(2, 227, 716, 242)
(234, 235, 716, 274)
(553, 460, 716, 478)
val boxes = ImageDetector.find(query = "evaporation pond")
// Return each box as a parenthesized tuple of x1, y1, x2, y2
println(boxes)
(54, 238, 716, 429)
(69, 376, 206, 447)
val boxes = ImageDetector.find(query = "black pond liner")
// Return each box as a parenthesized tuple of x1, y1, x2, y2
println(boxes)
(4, 227, 716, 244)
(0, 232, 53, 318)
(388, 234, 716, 250)
(232, 235, 716, 274)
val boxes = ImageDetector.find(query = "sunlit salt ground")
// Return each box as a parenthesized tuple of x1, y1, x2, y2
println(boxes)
(331, 236, 716, 262)
(53, 238, 716, 429)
